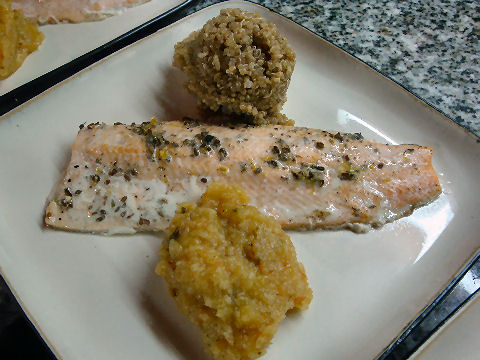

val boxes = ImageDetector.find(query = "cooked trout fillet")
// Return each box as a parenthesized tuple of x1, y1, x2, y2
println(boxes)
(11, 0, 150, 24)
(45, 120, 441, 233)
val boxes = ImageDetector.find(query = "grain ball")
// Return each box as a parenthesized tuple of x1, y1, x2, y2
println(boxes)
(173, 8, 296, 125)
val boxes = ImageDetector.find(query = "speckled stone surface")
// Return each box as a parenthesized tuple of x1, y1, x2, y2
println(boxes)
(184, 0, 480, 138)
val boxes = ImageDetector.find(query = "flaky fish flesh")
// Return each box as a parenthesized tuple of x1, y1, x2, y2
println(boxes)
(11, 0, 150, 24)
(45, 119, 441, 233)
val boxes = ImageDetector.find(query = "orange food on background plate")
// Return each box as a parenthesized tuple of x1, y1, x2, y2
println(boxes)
(0, 0, 44, 79)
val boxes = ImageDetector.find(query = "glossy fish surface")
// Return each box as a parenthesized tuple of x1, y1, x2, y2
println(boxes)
(45, 120, 441, 233)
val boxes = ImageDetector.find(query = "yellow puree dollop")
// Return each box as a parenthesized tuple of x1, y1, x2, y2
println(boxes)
(156, 182, 312, 360)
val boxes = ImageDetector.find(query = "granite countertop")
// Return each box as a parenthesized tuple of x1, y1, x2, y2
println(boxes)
(1, 0, 478, 358)
(187, 0, 480, 138)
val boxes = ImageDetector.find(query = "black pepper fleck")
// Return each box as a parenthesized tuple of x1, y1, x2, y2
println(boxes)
(339, 172, 356, 181)
(218, 147, 228, 161)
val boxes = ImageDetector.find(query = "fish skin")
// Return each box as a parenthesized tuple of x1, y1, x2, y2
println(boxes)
(45, 120, 442, 233)
(11, 0, 150, 24)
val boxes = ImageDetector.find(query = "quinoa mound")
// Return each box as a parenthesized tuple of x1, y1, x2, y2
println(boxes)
(173, 8, 296, 126)
(156, 182, 312, 360)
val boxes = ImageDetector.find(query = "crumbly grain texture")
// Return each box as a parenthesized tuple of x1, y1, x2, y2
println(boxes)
(156, 182, 312, 360)
(0, 0, 44, 79)
(173, 8, 296, 126)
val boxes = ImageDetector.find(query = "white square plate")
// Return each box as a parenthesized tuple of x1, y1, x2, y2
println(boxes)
(0, 0, 190, 95)
(1, 1, 479, 359)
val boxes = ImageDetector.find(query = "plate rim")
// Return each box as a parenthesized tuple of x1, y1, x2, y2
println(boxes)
(377, 249, 480, 359)
(0, 269, 59, 359)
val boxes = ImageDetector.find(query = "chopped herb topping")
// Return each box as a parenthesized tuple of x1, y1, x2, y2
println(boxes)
(339, 171, 356, 181)
(271, 139, 295, 162)
(86, 122, 100, 130)
(291, 163, 325, 186)
(90, 174, 100, 183)
(265, 159, 279, 168)
(59, 198, 73, 209)
(218, 147, 228, 161)
(334, 132, 344, 142)
(139, 218, 150, 225)
(345, 132, 363, 141)
(310, 209, 331, 220)
(131, 121, 172, 161)
(182, 117, 199, 127)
